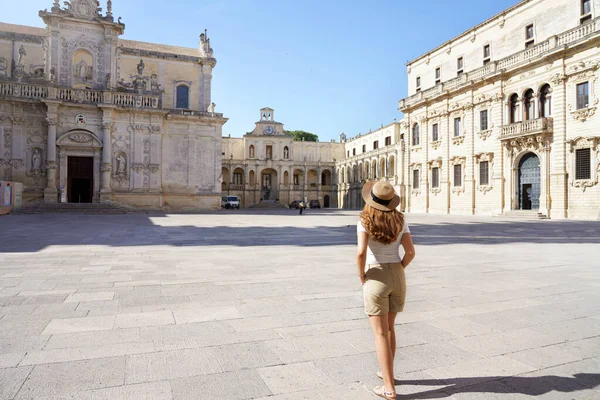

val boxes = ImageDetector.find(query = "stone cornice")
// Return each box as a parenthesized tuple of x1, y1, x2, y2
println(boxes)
(120, 47, 216, 66)
(0, 31, 44, 44)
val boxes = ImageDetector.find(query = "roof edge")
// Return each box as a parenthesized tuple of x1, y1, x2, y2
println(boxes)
(406, 0, 532, 66)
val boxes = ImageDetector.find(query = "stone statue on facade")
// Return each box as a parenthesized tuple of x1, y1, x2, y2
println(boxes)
(17, 45, 27, 66)
(116, 154, 126, 175)
(32, 148, 42, 172)
(105, 73, 111, 89)
(137, 59, 145, 75)
(207, 103, 216, 113)
(150, 74, 161, 91)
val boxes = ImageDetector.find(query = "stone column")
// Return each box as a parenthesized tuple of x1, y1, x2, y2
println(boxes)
(44, 116, 58, 203)
(100, 122, 113, 197)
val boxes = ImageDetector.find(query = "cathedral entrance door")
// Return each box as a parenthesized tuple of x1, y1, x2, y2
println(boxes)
(68, 156, 93, 203)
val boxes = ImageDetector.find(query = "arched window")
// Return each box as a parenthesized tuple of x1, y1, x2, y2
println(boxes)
(176, 85, 189, 109)
(509, 94, 519, 124)
(283, 146, 289, 159)
(540, 84, 552, 117)
(249, 145, 255, 158)
(412, 123, 420, 146)
(524, 89, 534, 120)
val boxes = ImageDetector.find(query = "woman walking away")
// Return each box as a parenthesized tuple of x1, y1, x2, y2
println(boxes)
(357, 181, 415, 399)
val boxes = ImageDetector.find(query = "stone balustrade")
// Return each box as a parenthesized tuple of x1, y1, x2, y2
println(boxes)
(0, 81, 162, 109)
(399, 17, 600, 111)
(500, 117, 553, 139)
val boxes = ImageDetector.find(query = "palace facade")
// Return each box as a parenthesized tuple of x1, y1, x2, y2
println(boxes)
(0, 0, 226, 210)
(221, 108, 343, 208)
(338, 0, 600, 220)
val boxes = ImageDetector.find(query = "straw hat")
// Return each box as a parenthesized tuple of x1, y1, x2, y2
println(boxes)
(361, 180, 400, 212)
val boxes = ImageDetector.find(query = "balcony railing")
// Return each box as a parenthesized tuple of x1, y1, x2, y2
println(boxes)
(399, 17, 600, 111)
(500, 117, 553, 139)
(0, 81, 162, 109)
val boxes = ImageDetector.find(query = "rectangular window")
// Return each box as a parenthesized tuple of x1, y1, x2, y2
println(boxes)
(525, 24, 535, 47)
(352, 148, 356, 156)
(480, 161, 489, 186)
(582, 0, 592, 22)
(362, 144, 366, 153)
(480, 110, 488, 131)
(233, 173, 243, 185)
(385, 136, 392, 146)
(435, 67, 441, 84)
(454, 117, 461, 137)
(432, 167, 439, 188)
(373, 141, 379, 150)
(453, 164, 462, 187)
(416, 77, 421, 92)
(432, 123, 439, 142)
(483, 44, 491, 65)
(457, 57, 464, 75)
(576, 148, 591, 180)
(576, 82, 589, 109)
(413, 170, 420, 189)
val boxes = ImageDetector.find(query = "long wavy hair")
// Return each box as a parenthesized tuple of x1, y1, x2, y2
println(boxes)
(360, 204, 405, 244)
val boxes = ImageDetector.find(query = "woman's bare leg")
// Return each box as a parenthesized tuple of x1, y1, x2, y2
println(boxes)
(387, 312, 398, 362)
(369, 314, 395, 393)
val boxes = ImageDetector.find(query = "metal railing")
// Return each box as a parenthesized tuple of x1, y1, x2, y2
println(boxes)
(400, 17, 600, 110)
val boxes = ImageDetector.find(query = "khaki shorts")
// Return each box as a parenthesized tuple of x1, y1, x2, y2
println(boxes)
(363, 263, 406, 315)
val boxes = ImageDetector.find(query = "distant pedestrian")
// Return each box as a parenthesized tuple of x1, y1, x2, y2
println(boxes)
(299, 201, 305, 215)
(357, 181, 415, 399)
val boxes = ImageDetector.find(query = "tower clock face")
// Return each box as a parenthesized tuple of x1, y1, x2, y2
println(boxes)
(264, 126, 274, 135)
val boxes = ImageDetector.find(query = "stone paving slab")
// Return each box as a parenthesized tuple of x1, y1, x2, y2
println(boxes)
(1, 210, 599, 399)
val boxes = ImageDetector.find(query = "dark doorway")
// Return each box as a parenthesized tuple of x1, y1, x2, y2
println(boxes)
(518, 153, 540, 210)
(324, 195, 330, 208)
(68, 156, 93, 203)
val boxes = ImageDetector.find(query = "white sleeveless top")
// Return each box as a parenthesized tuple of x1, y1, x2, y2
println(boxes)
(357, 219, 410, 265)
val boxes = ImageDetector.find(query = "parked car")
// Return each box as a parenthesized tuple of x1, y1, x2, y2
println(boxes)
(309, 200, 321, 209)
(289, 200, 301, 209)
(221, 196, 240, 209)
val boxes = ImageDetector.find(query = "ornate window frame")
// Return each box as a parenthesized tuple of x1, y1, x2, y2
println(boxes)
(451, 111, 466, 145)
(410, 162, 422, 195)
(476, 103, 494, 141)
(430, 121, 442, 150)
(475, 152, 494, 194)
(428, 158, 443, 195)
(450, 156, 466, 194)
(567, 61, 599, 122)
(567, 136, 599, 192)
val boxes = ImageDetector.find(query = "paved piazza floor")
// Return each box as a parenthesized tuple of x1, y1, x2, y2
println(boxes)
(0, 210, 599, 400)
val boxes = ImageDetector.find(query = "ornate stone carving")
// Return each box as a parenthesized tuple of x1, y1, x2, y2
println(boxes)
(132, 163, 144, 173)
(411, 146, 422, 153)
(149, 164, 160, 173)
(450, 156, 466, 194)
(550, 73, 567, 85)
(570, 106, 597, 122)
(101, 163, 112, 173)
(452, 135, 465, 146)
(46, 162, 57, 170)
(10, 159, 24, 169)
(431, 140, 442, 150)
(478, 129, 492, 141)
(69, 133, 92, 143)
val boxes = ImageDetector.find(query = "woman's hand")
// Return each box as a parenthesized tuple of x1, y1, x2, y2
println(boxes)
(359, 274, 366, 285)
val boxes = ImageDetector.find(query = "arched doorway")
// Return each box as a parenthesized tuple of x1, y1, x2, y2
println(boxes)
(324, 195, 330, 208)
(260, 168, 278, 201)
(518, 153, 540, 210)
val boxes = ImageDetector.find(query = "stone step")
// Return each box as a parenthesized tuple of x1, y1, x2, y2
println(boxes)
(500, 210, 549, 220)
(17, 202, 131, 215)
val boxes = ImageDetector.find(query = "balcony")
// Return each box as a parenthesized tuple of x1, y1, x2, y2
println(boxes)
(500, 117, 553, 140)
(399, 17, 600, 111)
(0, 81, 161, 109)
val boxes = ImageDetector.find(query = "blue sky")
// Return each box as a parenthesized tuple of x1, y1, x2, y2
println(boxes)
(2, 0, 517, 141)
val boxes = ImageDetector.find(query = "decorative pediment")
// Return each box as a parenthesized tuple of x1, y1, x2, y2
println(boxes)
(57, 130, 103, 148)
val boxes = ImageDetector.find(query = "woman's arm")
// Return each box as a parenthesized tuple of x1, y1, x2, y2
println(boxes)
(357, 231, 368, 285)
(400, 233, 416, 268)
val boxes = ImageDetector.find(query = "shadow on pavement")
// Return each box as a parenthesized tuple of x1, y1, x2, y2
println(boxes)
(1, 210, 600, 253)
(395, 373, 600, 399)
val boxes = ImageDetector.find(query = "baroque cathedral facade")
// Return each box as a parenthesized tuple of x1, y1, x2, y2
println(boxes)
(1, 0, 226, 210)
